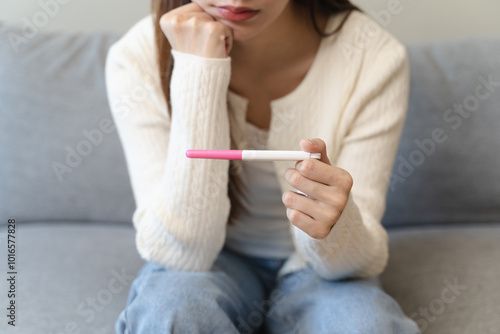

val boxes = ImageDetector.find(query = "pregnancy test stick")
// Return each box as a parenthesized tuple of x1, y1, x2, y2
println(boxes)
(186, 150, 321, 161)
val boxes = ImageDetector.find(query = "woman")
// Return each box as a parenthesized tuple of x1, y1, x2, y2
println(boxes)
(105, 0, 420, 333)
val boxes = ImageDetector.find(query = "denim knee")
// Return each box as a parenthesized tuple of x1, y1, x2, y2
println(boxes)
(333, 280, 420, 334)
(115, 262, 255, 334)
(264, 270, 419, 334)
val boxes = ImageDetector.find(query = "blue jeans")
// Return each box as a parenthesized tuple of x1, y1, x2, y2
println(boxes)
(115, 246, 420, 334)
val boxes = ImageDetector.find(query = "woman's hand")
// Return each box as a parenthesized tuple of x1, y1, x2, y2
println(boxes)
(160, 2, 233, 58)
(282, 138, 353, 239)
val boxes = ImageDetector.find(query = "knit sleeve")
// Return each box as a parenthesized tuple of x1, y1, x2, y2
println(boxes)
(105, 19, 232, 271)
(292, 40, 410, 280)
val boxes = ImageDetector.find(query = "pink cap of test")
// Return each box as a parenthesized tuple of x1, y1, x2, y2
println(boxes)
(186, 150, 243, 160)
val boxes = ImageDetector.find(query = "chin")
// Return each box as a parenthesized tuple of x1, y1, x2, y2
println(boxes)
(232, 30, 253, 42)
(230, 26, 263, 42)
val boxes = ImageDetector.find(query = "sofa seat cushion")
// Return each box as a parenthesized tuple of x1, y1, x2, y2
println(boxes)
(3, 222, 499, 334)
(382, 224, 500, 334)
(0, 222, 144, 334)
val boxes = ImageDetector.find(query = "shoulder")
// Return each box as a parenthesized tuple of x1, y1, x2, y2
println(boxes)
(320, 10, 409, 99)
(318, 11, 410, 122)
(105, 15, 168, 117)
(326, 10, 408, 68)
(106, 14, 158, 76)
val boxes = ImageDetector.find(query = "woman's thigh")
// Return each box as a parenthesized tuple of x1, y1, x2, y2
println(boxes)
(263, 267, 420, 334)
(115, 247, 269, 334)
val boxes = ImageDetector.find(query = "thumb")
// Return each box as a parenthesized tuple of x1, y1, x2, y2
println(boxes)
(299, 138, 331, 165)
(224, 26, 234, 56)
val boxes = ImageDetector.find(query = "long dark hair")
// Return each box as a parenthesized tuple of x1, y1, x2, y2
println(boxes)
(152, 0, 360, 225)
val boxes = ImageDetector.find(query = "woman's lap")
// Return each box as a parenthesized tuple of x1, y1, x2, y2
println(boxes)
(116, 247, 419, 334)
(263, 268, 420, 334)
(116, 246, 270, 334)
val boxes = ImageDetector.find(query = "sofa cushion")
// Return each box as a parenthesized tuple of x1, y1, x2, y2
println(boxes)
(0, 222, 144, 333)
(383, 37, 500, 227)
(0, 22, 135, 224)
(382, 224, 500, 334)
(3, 222, 498, 334)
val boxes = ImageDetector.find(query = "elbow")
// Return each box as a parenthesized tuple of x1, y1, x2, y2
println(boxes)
(134, 227, 221, 272)
(318, 229, 389, 281)
(357, 232, 389, 279)
(131, 206, 227, 273)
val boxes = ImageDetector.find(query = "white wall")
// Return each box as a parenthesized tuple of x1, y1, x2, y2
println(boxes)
(352, 0, 500, 43)
(0, 0, 499, 42)
(0, 0, 151, 35)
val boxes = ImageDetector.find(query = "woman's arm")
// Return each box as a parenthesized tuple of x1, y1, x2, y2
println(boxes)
(291, 41, 410, 280)
(105, 17, 232, 271)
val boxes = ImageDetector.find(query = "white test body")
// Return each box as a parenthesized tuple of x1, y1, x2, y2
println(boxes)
(241, 150, 321, 161)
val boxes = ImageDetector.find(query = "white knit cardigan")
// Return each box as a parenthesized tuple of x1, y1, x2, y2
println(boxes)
(105, 10, 410, 281)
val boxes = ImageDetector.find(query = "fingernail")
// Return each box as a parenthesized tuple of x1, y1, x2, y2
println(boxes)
(306, 139, 314, 145)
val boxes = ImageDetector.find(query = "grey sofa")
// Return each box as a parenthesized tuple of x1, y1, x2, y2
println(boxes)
(1, 20, 499, 334)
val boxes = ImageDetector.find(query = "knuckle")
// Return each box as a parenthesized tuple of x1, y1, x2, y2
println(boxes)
(330, 193, 348, 211)
(287, 209, 299, 222)
(319, 227, 331, 239)
(159, 14, 170, 28)
(170, 14, 184, 26)
(204, 21, 214, 29)
(342, 194, 349, 208)
(328, 213, 337, 226)
(340, 193, 349, 208)
(338, 168, 353, 190)
(289, 171, 303, 187)
(161, 14, 183, 31)
(310, 228, 329, 240)
(309, 183, 320, 196)
(186, 16, 200, 27)
(343, 171, 354, 189)
(159, 13, 168, 24)
(328, 208, 342, 224)
(300, 160, 314, 173)
(282, 191, 294, 206)
(309, 231, 319, 239)
(206, 21, 223, 35)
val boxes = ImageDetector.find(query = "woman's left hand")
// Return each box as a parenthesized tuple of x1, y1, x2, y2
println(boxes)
(282, 138, 353, 239)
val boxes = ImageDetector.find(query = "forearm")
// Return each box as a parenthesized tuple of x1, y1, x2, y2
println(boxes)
(133, 50, 233, 271)
(292, 195, 388, 280)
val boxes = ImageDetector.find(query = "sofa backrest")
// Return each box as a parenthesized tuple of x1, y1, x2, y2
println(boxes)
(382, 37, 500, 227)
(1, 22, 499, 227)
(0, 22, 135, 224)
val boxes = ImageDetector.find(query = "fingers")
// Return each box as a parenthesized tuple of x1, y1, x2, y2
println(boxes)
(299, 138, 331, 166)
(283, 139, 353, 240)
(294, 159, 353, 190)
(283, 191, 336, 222)
(165, 2, 208, 17)
(160, 2, 233, 58)
(224, 26, 234, 55)
(284, 167, 350, 209)
(285, 207, 335, 240)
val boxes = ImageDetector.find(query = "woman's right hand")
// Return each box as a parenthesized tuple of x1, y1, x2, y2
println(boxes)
(160, 3, 234, 59)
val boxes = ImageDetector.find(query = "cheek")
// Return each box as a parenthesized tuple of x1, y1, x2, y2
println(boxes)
(191, 0, 206, 6)
(190, 0, 202, 8)
(266, 0, 291, 18)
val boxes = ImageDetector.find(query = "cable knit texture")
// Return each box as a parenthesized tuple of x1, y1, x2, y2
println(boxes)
(105, 10, 410, 281)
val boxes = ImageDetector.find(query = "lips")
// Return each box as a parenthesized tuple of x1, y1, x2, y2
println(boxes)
(219, 6, 255, 13)
(216, 6, 259, 22)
